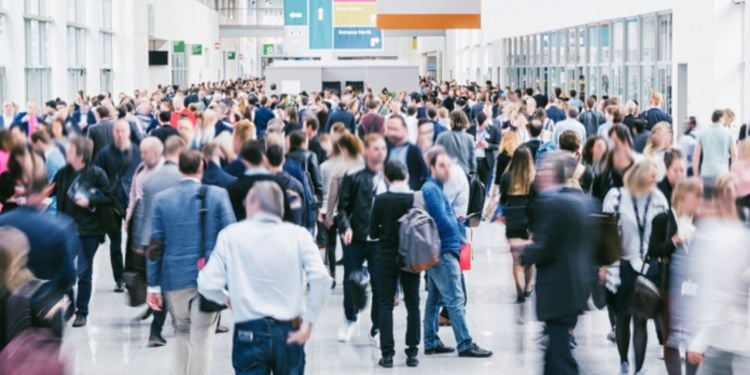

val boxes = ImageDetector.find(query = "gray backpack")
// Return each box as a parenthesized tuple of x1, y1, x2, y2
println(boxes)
(398, 192, 441, 273)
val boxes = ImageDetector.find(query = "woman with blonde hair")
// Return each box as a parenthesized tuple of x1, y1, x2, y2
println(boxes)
(603, 159, 669, 374)
(498, 146, 536, 302)
(644, 122, 674, 180)
(494, 130, 521, 188)
(648, 177, 703, 375)
(224, 119, 256, 177)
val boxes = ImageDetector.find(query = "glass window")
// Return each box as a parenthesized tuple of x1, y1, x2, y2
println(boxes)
(613, 21, 624, 62)
(642, 16, 656, 61)
(25, 0, 46, 16)
(657, 14, 671, 62)
(641, 65, 655, 105)
(25, 20, 48, 67)
(627, 18, 639, 62)
(568, 28, 577, 64)
(600, 23, 610, 62)
(578, 27, 586, 65)
(68, 27, 86, 67)
(550, 32, 557, 64)
(101, 69, 112, 94)
(626, 66, 639, 101)
(68, 0, 84, 23)
(102, 33, 113, 68)
(102, 0, 113, 29)
(588, 26, 598, 64)
(612, 66, 624, 99)
(542, 33, 550, 65)
(559, 30, 567, 64)
(536, 35, 542, 66)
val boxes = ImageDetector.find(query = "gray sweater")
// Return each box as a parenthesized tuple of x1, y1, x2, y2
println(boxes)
(436, 130, 476, 175)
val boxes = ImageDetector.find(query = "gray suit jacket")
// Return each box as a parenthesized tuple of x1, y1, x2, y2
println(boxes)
(134, 162, 182, 247)
(87, 120, 114, 157)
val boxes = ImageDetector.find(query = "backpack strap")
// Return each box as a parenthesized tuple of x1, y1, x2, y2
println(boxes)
(197, 185, 209, 260)
(413, 191, 425, 210)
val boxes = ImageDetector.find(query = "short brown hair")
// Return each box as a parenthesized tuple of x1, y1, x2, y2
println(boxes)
(605, 105, 623, 123)
(425, 146, 448, 167)
(178, 149, 203, 175)
(558, 130, 581, 153)
(449, 110, 469, 130)
(363, 133, 384, 149)
(672, 177, 702, 212)
(69, 137, 94, 165)
(164, 135, 185, 157)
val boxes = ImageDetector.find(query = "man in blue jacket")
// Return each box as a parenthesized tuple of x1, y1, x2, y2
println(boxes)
(253, 95, 275, 136)
(146, 150, 236, 375)
(421, 146, 493, 358)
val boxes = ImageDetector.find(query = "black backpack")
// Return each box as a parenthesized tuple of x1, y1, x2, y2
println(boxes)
(467, 173, 486, 218)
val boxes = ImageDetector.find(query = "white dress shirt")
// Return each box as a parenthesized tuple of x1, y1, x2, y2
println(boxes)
(197, 212, 332, 324)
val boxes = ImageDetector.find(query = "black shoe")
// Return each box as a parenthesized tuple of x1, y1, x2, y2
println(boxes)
(140, 308, 153, 321)
(458, 343, 493, 358)
(378, 357, 393, 368)
(335, 259, 344, 265)
(148, 333, 167, 347)
(72, 314, 87, 327)
(524, 289, 533, 298)
(425, 343, 455, 355)
(406, 356, 419, 367)
(516, 294, 526, 304)
(215, 325, 230, 334)
(114, 281, 125, 293)
(331, 280, 336, 289)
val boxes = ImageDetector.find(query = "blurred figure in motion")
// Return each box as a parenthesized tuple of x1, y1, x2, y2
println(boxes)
(510, 152, 596, 375)
(648, 177, 703, 375)
(686, 174, 750, 373)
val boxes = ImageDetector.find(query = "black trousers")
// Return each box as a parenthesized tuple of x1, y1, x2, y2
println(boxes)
(476, 157, 491, 190)
(376, 254, 420, 358)
(107, 221, 124, 284)
(544, 315, 579, 375)
(324, 224, 338, 278)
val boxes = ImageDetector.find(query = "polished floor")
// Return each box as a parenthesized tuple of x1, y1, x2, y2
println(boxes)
(61, 222, 668, 374)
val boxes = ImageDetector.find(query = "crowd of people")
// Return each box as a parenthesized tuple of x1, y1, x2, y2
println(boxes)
(0, 76, 749, 375)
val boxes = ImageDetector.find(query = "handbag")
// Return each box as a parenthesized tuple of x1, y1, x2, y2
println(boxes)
(593, 188, 623, 265)
(631, 258, 663, 319)
(459, 243, 472, 271)
(629, 193, 662, 319)
(99, 150, 131, 233)
(195, 185, 227, 313)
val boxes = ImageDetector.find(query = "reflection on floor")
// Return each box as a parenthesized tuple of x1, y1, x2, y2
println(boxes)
(62, 222, 667, 374)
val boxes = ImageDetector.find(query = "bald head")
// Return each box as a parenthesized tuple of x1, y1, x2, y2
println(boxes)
(113, 119, 131, 149)
(140, 136, 164, 169)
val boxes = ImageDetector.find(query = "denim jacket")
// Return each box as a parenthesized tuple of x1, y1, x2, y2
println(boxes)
(421, 177, 464, 256)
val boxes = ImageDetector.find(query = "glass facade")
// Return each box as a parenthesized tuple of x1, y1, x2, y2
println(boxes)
(68, 0, 86, 101)
(24, 0, 51, 104)
(503, 12, 672, 113)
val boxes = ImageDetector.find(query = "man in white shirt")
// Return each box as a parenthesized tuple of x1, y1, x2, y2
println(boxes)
(552, 108, 587, 148)
(198, 181, 331, 374)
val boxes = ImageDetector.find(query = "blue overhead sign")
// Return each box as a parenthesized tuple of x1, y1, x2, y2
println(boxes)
(333, 27, 382, 49)
(284, 0, 308, 26)
(309, 0, 333, 49)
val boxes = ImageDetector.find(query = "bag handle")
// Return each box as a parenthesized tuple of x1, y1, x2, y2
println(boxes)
(197, 185, 208, 260)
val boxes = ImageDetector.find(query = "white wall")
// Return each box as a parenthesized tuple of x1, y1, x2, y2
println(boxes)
(0, 0, 226, 106)
(444, 0, 750, 126)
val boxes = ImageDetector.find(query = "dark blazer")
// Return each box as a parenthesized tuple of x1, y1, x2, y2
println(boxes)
(524, 139, 543, 163)
(467, 124, 501, 169)
(11, 112, 44, 136)
(387, 142, 428, 191)
(643, 107, 673, 130)
(95, 144, 141, 209)
(86, 120, 115, 157)
(521, 188, 595, 321)
(647, 211, 677, 295)
(202, 161, 237, 189)
(149, 124, 180, 144)
(287, 148, 324, 206)
(227, 173, 293, 223)
(658, 178, 673, 207)
(325, 109, 356, 134)
(224, 158, 246, 178)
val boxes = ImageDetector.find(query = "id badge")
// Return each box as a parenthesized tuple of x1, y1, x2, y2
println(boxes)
(681, 281, 698, 297)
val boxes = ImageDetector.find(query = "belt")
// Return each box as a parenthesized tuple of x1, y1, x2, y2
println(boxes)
(264, 317, 302, 329)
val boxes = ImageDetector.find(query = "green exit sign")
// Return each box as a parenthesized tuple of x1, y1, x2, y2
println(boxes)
(227, 51, 236, 60)
(172, 40, 185, 53)
(263, 44, 275, 56)
(192, 44, 203, 56)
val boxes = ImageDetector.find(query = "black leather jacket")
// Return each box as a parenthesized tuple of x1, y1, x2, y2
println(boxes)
(287, 148, 323, 208)
(337, 166, 379, 242)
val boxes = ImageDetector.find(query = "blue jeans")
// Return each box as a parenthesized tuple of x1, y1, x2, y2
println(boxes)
(343, 240, 379, 334)
(232, 319, 305, 375)
(423, 253, 473, 352)
(75, 235, 100, 316)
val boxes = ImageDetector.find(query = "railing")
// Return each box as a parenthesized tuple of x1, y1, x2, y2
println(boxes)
(219, 7, 283, 26)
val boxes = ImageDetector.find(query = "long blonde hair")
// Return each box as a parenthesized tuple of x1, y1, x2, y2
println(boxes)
(0, 227, 34, 295)
(624, 159, 659, 197)
(508, 146, 536, 195)
(499, 130, 520, 156)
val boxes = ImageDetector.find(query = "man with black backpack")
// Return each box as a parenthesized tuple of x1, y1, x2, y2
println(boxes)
(369, 160, 421, 368)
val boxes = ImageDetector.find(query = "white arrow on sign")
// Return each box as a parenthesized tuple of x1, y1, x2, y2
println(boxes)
(289, 12, 303, 19)
(317, 7, 324, 21)
(370, 37, 380, 47)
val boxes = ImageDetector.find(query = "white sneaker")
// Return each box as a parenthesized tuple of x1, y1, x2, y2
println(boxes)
(370, 331, 380, 348)
(337, 320, 356, 342)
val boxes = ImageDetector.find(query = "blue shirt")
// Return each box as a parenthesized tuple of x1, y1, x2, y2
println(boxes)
(421, 177, 464, 256)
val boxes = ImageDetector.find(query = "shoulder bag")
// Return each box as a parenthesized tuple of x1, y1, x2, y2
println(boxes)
(630, 194, 663, 319)
(195, 185, 227, 313)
